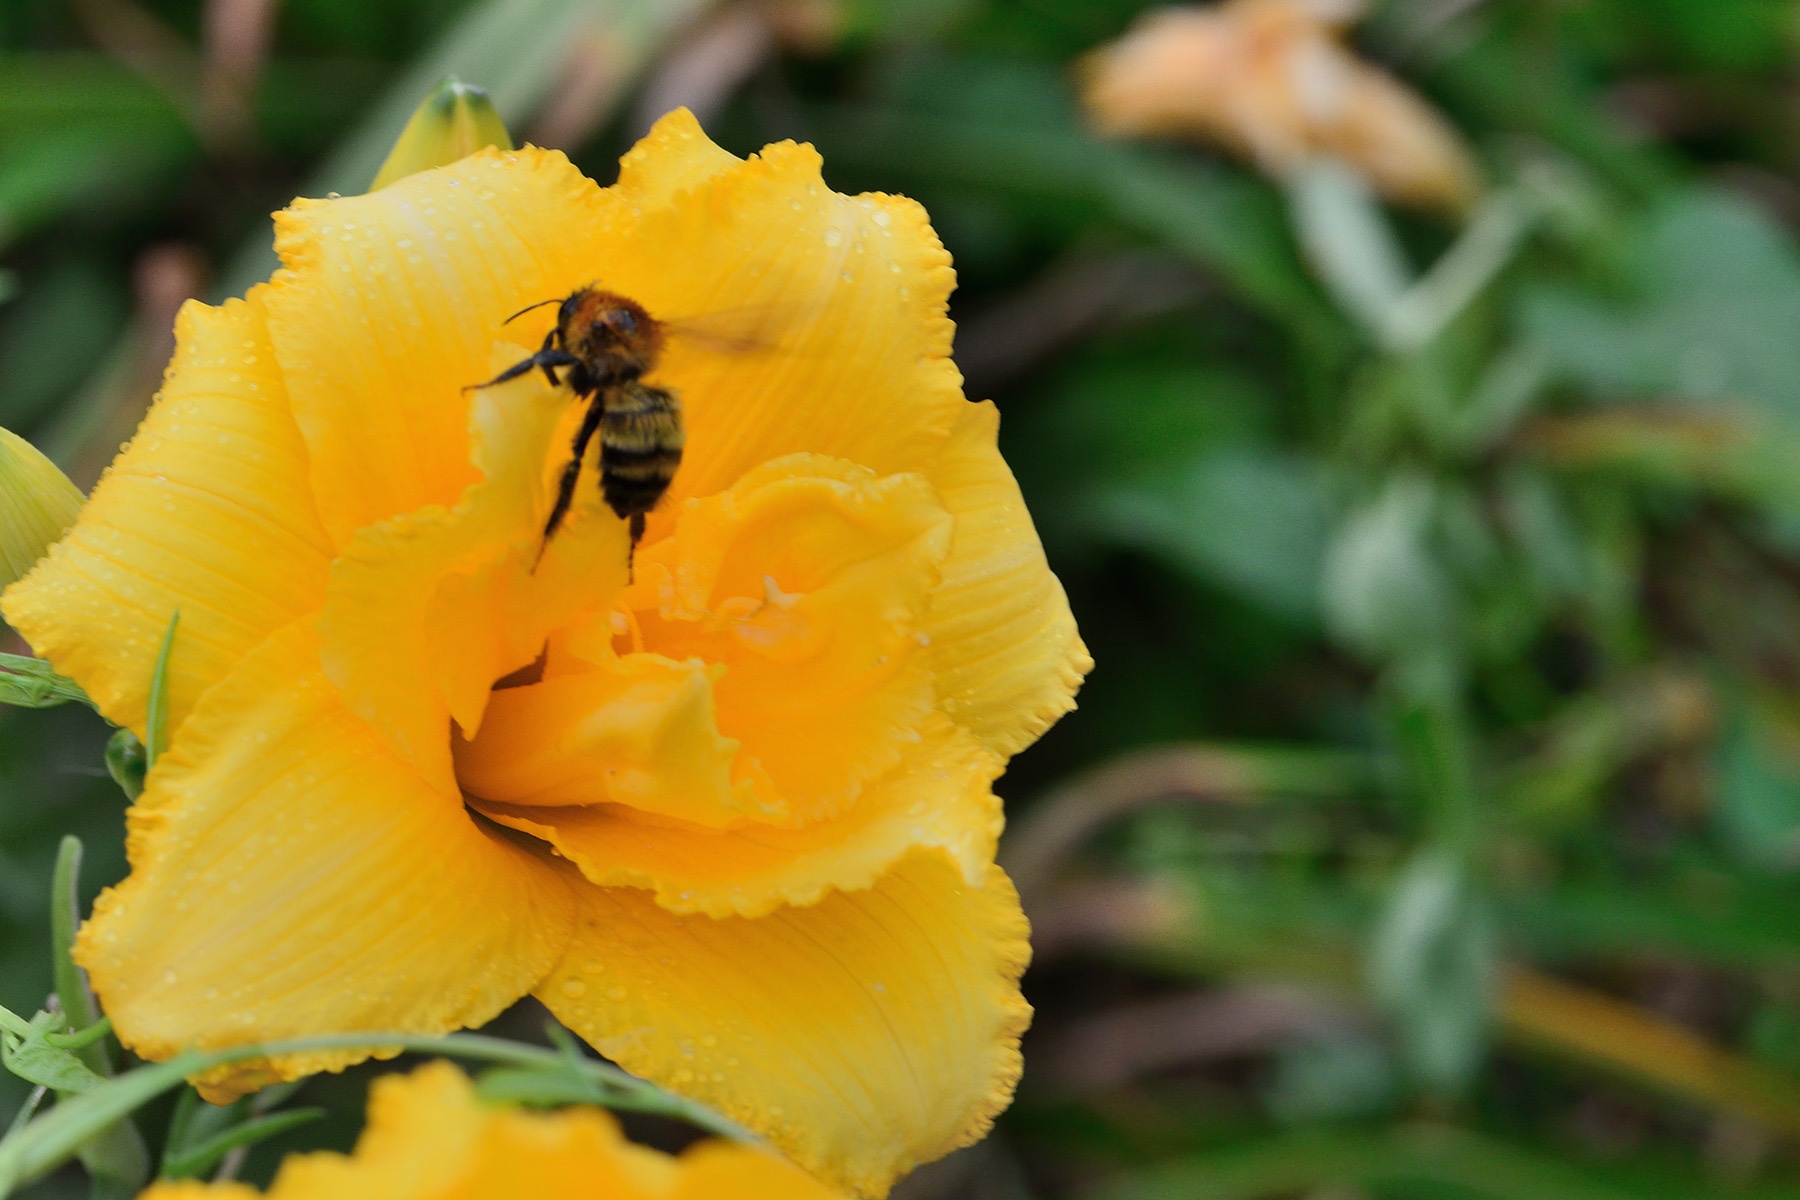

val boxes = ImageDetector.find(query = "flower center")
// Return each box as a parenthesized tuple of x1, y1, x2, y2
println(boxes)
(452, 454, 954, 831)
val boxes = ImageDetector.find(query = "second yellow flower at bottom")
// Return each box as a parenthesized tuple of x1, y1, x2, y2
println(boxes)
(141, 1062, 841, 1200)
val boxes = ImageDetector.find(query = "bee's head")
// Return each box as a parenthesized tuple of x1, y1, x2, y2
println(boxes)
(567, 289, 660, 374)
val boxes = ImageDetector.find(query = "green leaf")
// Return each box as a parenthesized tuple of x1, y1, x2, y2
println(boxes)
(1093, 1124, 1660, 1200)
(145, 611, 178, 769)
(2, 1015, 103, 1094)
(158, 1109, 325, 1181)
(1521, 188, 1800, 421)
(1092, 450, 1335, 624)
(1368, 851, 1497, 1096)
(50, 838, 149, 1195)
(1714, 695, 1800, 873)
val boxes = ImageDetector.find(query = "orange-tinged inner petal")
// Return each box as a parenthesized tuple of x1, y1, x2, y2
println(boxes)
(474, 713, 1003, 917)
(457, 652, 758, 827)
(456, 454, 951, 828)
(318, 350, 627, 792)
(538, 851, 1031, 1199)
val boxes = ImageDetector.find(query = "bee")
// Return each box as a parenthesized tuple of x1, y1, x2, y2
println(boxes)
(472, 286, 683, 564)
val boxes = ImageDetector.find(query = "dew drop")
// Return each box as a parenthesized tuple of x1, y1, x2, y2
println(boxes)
(560, 978, 588, 998)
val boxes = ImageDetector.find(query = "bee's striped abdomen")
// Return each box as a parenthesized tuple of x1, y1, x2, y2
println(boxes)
(599, 382, 683, 540)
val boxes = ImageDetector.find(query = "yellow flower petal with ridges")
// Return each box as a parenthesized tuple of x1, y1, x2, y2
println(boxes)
(923, 401, 1092, 757)
(2, 295, 331, 737)
(11, 108, 1085, 1197)
(537, 851, 1031, 1199)
(75, 620, 574, 1098)
(137, 1062, 842, 1200)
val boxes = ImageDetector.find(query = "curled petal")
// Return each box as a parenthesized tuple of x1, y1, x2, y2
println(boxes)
(474, 714, 1004, 917)
(2, 294, 332, 738)
(631, 454, 952, 820)
(262, 146, 622, 545)
(537, 851, 1031, 1198)
(75, 620, 574, 1099)
(457, 653, 757, 827)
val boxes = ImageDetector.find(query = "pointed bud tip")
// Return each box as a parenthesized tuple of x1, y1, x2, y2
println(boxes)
(0, 426, 82, 589)
(370, 77, 515, 192)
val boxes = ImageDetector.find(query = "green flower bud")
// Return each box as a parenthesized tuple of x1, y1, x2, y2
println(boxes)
(0, 425, 82, 589)
(371, 78, 514, 191)
(106, 727, 147, 799)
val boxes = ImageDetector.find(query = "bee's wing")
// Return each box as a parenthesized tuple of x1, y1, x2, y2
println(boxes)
(659, 304, 788, 357)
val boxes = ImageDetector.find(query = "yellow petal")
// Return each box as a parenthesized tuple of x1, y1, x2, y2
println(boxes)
(370, 79, 514, 191)
(612, 104, 742, 211)
(498, 109, 969, 542)
(76, 620, 574, 1099)
(267, 1062, 676, 1198)
(671, 1141, 846, 1200)
(924, 401, 1090, 757)
(475, 714, 1003, 917)
(537, 851, 1031, 1198)
(138, 1184, 259, 1200)
(318, 354, 627, 791)
(2, 294, 332, 738)
(0, 424, 82, 588)
(260, 146, 621, 546)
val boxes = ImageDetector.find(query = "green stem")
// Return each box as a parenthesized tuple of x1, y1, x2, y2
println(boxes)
(44, 1019, 111, 1051)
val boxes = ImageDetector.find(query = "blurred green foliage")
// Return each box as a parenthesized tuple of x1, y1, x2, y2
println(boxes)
(12, 0, 1800, 1197)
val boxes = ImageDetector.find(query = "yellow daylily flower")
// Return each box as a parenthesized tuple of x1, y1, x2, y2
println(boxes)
(3, 109, 1089, 1197)
(138, 1061, 845, 1200)
(1079, 0, 1480, 214)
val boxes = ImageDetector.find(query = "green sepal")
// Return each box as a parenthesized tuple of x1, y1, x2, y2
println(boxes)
(0, 652, 91, 710)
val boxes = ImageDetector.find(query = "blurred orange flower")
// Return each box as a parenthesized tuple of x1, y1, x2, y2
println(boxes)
(139, 1061, 845, 1200)
(1080, 0, 1480, 213)
(3, 109, 1090, 1197)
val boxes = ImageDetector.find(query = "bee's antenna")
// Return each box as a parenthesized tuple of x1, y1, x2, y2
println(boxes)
(502, 297, 563, 325)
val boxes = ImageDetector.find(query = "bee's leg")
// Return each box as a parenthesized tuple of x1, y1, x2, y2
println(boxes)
(625, 513, 646, 583)
(534, 393, 606, 568)
(466, 348, 578, 392)
(536, 330, 564, 387)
